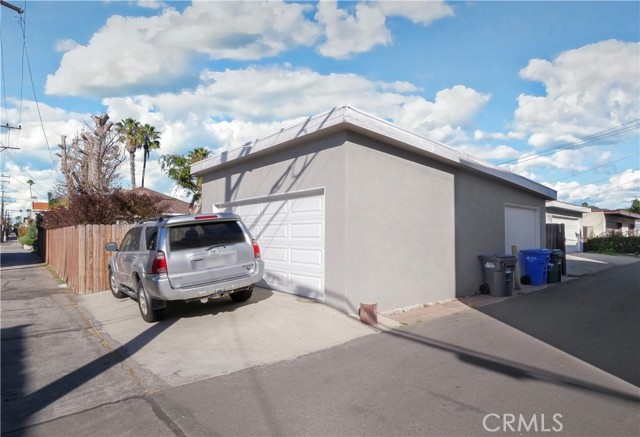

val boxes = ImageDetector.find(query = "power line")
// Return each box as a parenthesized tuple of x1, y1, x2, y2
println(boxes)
(550, 152, 640, 183)
(19, 9, 60, 177)
(4, 150, 50, 198)
(498, 120, 640, 166)
(556, 169, 637, 192)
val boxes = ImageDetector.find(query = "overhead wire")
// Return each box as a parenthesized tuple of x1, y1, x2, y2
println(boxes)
(498, 119, 640, 166)
(4, 149, 50, 198)
(550, 151, 640, 183)
(19, 5, 60, 177)
(556, 169, 638, 192)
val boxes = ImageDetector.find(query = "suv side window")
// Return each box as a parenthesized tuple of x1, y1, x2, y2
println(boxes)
(145, 227, 158, 250)
(121, 228, 142, 252)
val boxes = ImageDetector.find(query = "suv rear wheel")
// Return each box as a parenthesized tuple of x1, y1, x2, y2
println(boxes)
(137, 278, 165, 323)
(109, 269, 127, 299)
(230, 287, 253, 303)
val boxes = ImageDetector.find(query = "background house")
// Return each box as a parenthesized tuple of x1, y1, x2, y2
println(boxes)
(583, 209, 640, 237)
(545, 200, 591, 252)
(31, 201, 50, 218)
(131, 187, 191, 215)
(192, 106, 555, 314)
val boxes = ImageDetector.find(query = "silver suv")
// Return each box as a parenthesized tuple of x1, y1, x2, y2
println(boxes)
(105, 213, 265, 322)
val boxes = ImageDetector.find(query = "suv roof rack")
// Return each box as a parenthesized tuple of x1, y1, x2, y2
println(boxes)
(137, 215, 172, 224)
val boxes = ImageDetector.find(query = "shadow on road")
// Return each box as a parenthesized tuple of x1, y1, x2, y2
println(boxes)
(0, 237, 44, 270)
(478, 262, 640, 388)
(1, 319, 176, 436)
(383, 327, 639, 405)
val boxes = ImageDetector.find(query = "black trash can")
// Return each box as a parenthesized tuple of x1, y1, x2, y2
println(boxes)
(547, 249, 563, 283)
(478, 255, 518, 297)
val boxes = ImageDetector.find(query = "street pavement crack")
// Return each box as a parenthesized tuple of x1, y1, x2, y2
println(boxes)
(65, 293, 153, 395)
(144, 396, 188, 437)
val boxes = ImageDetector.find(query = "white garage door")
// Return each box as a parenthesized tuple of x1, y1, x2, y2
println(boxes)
(221, 194, 325, 301)
(505, 205, 539, 253)
(550, 216, 581, 253)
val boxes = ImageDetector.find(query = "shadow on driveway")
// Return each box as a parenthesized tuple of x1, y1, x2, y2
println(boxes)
(1, 319, 176, 436)
(478, 262, 640, 387)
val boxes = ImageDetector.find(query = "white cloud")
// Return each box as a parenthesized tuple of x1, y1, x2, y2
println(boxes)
(2, 98, 86, 170)
(473, 130, 525, 141)
(513, 40, 640, 147)
(45, 1, 318, 97)
(103, 65, 490, 151)
(506, 148, 603, 175)
(4, 164, 58, 216)
(452, 144, 520, 161)
(550, 169, 640, 206)
(316, 0, 453, 59)
(136, 0, 168, 10)
(54, 39, 79, 52)
(393, 85, 491, 142)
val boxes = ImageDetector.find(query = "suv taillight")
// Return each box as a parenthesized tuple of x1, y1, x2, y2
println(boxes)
(252, 239, 261, 258)
(152, 251, 168, 274)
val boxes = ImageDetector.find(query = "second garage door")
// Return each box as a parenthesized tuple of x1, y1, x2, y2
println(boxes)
(219, 193, 325, 301)
(549, 215, 582, 253)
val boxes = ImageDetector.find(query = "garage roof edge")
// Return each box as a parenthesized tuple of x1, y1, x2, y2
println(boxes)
(192, 105, 556, 200)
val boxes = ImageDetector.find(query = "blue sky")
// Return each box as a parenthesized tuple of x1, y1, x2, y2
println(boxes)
(1, 0, 639, 218)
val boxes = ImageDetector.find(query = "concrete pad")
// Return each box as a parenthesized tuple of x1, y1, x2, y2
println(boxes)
(566, 252, 640, 276)
(76, 287, 379, 389)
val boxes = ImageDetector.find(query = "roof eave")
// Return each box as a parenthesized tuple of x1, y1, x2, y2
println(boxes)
(192, 105, 556, 200)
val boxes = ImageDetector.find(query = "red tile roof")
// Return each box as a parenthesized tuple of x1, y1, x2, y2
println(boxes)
(32, 201, 50, 211)
(131, 187, 191, 215)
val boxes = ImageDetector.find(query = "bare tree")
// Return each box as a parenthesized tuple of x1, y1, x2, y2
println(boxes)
(58, 114, 125, 195)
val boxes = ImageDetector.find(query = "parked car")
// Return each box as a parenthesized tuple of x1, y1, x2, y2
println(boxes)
(105, 213, 265, 322)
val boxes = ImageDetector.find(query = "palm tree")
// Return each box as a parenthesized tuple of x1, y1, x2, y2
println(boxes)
(26, 179, 35, 199)
(139, 124, 161, 188)
(115, 118, 142, 189)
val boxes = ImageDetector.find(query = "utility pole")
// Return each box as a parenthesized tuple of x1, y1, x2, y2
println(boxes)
(1, 175, 9, 241)
(2, 0, 24, 240)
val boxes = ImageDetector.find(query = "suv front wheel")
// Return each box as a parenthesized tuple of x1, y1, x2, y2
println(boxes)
(109, 269, 127, 299)
(136, 278, 165, 323)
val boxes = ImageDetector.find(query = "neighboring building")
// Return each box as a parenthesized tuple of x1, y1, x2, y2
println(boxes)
(583, 209, 640, 237)
(31, 201, 50, 218)
(192, 106, 556, 314)
(545, 200, 591, 253)
(131, 187, 191, 215)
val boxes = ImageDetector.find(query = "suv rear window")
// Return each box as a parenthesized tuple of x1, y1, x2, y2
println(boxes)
(169, 221, 247, 251)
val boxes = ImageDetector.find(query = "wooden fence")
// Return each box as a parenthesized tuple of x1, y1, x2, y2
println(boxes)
(45, 224, 133, 294)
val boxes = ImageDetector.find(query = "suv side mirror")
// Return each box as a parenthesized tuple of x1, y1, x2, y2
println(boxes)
(105, 242, 119, 252)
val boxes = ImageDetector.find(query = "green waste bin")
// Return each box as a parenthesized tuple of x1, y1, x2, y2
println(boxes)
(547, 249, 563, 283)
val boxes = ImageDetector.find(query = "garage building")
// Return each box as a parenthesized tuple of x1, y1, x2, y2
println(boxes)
(193, 106, 556, 314)
(545, 200, 591, 253)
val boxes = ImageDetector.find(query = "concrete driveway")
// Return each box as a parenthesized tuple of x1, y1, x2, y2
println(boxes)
(76, 287, 380, 390)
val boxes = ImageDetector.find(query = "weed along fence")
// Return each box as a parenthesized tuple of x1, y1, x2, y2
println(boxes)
(45, 224, 133, 294)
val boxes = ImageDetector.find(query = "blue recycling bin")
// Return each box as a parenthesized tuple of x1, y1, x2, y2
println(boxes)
(520, 249, 551, 285)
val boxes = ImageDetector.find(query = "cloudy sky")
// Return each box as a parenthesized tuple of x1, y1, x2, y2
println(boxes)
(1, 0, 639, 218)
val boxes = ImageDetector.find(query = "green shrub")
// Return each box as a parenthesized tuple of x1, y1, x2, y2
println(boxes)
(19, 235, 36, 247)
(586, 235, 640, 254)
(18, 222, 37, 247)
